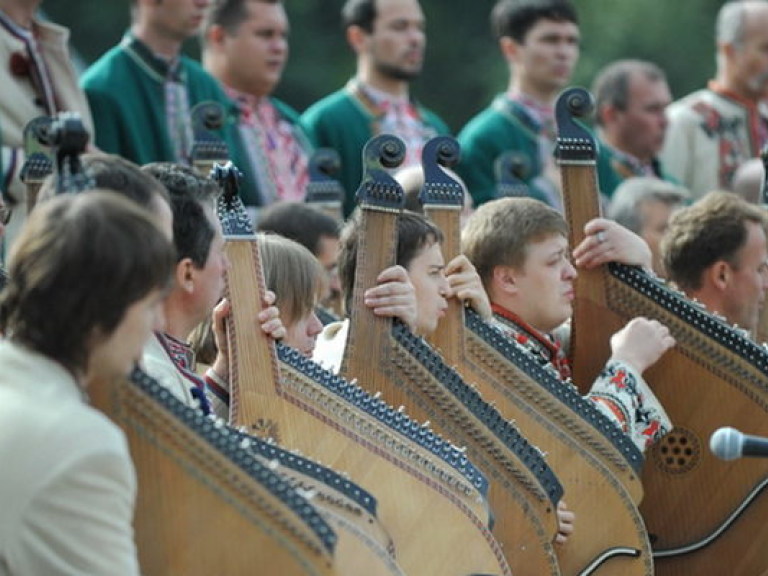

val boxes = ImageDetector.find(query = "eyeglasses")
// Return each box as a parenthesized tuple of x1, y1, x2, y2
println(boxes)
(0, 206, 11, 225)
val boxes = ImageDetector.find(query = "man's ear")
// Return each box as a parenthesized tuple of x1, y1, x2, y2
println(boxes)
(600, 103, 619, 126)
(499, 36, 520, 64)
(492, 264, 520, 294)
(206, 23, 227, 48)
(176, 258, 196, 294)
(706, 260, 731, 292)
(346, 25, 367, 53)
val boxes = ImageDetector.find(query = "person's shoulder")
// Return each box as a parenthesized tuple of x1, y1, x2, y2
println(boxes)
(270, 97, 301, 122)
(458, 96, 527, 148)
(414, 102, 450, 133)
(301, 89, 355, 119)
(458, 99, 500, 133)
(80, 43, 131, 88)
(665, 88, 714, 121)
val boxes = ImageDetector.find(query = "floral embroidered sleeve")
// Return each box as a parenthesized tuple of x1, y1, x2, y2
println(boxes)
(588, 359, 672, 452)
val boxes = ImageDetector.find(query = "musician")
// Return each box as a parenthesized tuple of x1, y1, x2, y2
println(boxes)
(299, 0, 450, 218)
(139, 162, 285, 413)
(607, 176, 690, 277)
(456, 0, 580, 210)
(661, 190, 768, 337)
(202, 0, 313, 211)
(0, 191, 175, 575)
(0, 0, 93, 253)
(80, 0, 238, 169)
(462, 196, 675, 452)
(660, 0, 768, 200)
(591, 59, 676, 200)
(315, 207, 577, 544)
(188, 232, 326, 418)
(314, 209, 489, 371)
(257, 201, 342, 316)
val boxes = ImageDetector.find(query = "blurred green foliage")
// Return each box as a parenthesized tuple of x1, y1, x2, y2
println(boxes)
(45, 0, 724, 132)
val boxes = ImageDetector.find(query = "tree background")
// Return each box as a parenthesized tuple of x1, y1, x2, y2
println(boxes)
(45, 0, 724, 132)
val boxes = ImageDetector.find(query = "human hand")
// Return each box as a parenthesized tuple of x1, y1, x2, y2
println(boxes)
(364, 265, 418, 330)
(445, 254, 492, 320)
(209, 291, 286, 381)
(610, 316, 675, 374)
(573, 218, 652, 270)
(554, 500, 575, 545)
(259, 290, 286, 341)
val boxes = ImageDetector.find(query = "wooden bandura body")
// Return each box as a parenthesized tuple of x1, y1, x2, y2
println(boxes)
(216, 163, 511, 576)
(340, 135, 565, 576)
(91, 368, 337, 576)
(558, 87, 768, 576)
(222, 414, 404, 576)
(422, 135, 653, 576)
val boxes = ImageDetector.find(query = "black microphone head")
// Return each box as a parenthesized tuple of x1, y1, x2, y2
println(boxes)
(710, 427, 744, 461)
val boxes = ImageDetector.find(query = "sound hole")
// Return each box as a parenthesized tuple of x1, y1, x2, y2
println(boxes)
(651, 427, 700, 474)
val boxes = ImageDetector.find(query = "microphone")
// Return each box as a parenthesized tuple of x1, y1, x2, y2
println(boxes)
(710, 427, 768, 460)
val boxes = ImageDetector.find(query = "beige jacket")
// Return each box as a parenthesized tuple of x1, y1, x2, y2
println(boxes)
(660, 85, 763, 201)
(0, 341, 139, 575)
(0, 17, 93, 250)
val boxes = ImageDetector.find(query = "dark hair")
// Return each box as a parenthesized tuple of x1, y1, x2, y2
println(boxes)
(338, 208, 442, 315)
(0, 192, 175, 375)
(203, 0, 281, 36)
(257, 202, 339, 256)
(342, 0, 378, 32)
(38, 153, 170, 207)
(491, 0, 578, 41)
(662, 190, 768, 292)
(142, 163, 220, 267)
(592, 59, 667, 127)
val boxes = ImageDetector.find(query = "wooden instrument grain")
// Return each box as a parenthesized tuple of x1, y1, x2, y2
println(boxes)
(559, 86, 768, 576)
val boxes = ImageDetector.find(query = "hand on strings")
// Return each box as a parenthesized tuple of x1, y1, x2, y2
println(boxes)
(610, 316, 675, 375)
(445, 254, 492, 320)
(573, 218, 652, 270)
(554, 500, 575, 545)
(209, 291, 286, 383)
(364, 265, 418, 330)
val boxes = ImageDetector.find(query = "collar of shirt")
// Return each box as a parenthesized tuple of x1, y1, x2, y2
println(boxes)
(508, 91, 555, 135)
(226, 85, 271, 126)
(121, 32, 184, 83)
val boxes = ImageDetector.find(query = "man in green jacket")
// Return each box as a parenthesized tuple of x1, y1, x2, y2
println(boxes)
(300, 0, 450, 218)
(81, 0, 240, 174)
(592, 59, 676, 201)
(456, 0, 579, 211)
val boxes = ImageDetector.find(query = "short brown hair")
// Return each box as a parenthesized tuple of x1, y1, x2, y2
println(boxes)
(662, 190, 768, 292)
(461, 197, 567, 290)
(0, 192, 175, 375)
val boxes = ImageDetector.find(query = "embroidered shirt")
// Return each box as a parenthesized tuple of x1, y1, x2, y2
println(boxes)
(152, 332, 212, 415)
(227, 86, 309, 205)
(353, 79, 438, 170)
(491, 304, 672, 452)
